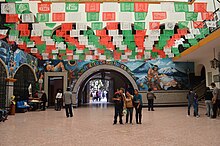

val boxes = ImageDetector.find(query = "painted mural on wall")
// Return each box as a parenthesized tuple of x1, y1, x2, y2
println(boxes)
(38, 58, 194, 91)
(123, 59, 194, 90)
(0, 40, 38, 78)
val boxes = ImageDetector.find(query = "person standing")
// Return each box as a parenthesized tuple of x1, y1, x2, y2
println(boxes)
(187, 88, 195, 116)
(193, 92, 199, 118)
(133, 89, 143, 124)
(205, 87, 213, 117)
(41, 91, 47, 111)
(55, 89, 62, 111)
(210, 83, 220, 118)
(63, 87, 73, 118)
(112, 88, 125, 125)
(125, 91, 133, 124)
(147, 88, 156, 111)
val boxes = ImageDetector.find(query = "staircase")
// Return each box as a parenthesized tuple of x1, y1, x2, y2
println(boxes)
(193, 80, 206, 108)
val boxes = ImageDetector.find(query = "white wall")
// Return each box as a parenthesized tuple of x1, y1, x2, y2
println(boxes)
(194, 51, 220, 88)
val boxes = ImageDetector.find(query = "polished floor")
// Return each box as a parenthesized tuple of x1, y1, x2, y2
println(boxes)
(0, 106, 220, 146)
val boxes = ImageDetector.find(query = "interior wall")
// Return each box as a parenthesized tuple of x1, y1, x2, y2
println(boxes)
(194, 52, 220, 88)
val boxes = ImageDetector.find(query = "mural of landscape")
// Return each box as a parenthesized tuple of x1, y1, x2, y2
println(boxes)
(38, 58, 194, 91)
(122, 59, 194, 91)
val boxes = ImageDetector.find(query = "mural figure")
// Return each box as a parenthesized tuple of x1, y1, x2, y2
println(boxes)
(44, 61, 66, 72)
(38, 73, 44, 91)
(146, 65, 161, 90)
(8, 50, 16, 78)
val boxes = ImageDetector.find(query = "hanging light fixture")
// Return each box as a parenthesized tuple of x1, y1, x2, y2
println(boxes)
(210, 48, 220, 69)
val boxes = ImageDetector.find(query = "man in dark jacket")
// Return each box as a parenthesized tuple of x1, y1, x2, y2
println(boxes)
(112, 88, 125, 125)
(187, 88, 195, 116)
(41, 91, 47, 111)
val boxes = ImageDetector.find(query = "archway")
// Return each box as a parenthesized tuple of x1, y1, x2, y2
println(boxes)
(13, 64, 37, 100)
(72, 65, 138, 107)
(0, 59, 8, 108)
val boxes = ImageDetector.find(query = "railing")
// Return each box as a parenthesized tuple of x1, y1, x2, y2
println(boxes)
(193, 80, 206, 100)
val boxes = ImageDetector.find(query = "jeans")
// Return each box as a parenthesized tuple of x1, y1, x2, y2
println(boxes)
(135, 105, 142, 124)
(57, 99, 62, 111)
(188, 102, 193, 115)
(212, 99, 219, 118)
(193, 102, 198, 116)
(205, 100, 212, 117)
(114, 106, 123, 124)
(126, 107, 133, 123)
(148, 99, 154, 111)
(65, 104, 73, 117)
(42, 102, 46, 111)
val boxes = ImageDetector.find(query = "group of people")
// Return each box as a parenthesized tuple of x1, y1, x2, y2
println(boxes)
(204, 83, 220, 119)
(112, 88, 156, 125)
(187, 82, 220, 119)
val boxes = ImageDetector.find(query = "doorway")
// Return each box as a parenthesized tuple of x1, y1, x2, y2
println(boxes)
(87, 79, 110, 103)
(48, 76, 63, 107)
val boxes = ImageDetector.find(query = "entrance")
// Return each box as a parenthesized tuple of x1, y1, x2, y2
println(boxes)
(87, 79, 110, 103)
(77, 70, 134, 106)
(48, 76, 63, 107)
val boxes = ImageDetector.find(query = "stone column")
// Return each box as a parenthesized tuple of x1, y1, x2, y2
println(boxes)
(5, 78, 16, 107)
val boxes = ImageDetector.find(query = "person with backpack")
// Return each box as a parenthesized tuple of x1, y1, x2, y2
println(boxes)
(147, 88, 156, 111)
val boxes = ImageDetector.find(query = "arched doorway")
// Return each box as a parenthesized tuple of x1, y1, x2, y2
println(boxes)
(0, 59, 8, 108)
(13, 64, 37, 100)
(72, 65, 138, 107)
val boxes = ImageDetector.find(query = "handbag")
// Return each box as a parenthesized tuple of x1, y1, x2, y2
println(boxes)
(122, 109, 127, 116)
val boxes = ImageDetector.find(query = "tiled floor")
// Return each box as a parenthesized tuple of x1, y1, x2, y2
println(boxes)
(0, 106, 220, 146)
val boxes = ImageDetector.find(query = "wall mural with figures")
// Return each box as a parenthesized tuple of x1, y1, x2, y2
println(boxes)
(38, 58, 194, 91)
(1, 38, 194, 92)
(0, 40, 38, 78)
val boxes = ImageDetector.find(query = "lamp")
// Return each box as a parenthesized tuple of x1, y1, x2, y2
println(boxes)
(210, 48, 220, 69)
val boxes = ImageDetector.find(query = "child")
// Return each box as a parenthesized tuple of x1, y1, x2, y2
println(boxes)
(193, 92, 199, 118)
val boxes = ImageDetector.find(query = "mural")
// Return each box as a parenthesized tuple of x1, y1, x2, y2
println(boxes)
(123, 59, 194, 90)
(0, 40, 38, 78)
(38, 58, 194, 91)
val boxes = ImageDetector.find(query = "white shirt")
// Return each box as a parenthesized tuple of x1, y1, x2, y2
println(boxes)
(56, 93, 62, 99)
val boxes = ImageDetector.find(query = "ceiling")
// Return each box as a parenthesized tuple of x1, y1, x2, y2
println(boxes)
(175, 36, 220, 62)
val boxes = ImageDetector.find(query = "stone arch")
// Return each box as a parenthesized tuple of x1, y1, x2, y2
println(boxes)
(72, 65, 138, 104)
(14, 63, 37, 81)
(0, 58, 9, 78)
(0, 58, 8, 108)
(195, 64, 205, 76)
(13, 64, 37, 99)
